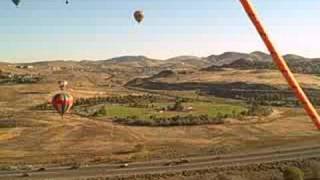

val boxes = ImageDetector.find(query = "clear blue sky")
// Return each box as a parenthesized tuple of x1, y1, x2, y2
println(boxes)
(1, 0, 320, 62)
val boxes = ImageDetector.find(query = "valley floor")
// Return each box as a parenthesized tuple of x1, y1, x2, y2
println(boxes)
(0, 68, 320, 171)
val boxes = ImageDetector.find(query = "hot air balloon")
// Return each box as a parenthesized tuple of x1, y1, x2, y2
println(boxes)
(58, 80, 68, 91)
(65, 0, 69, 5)
(52, 92, 73, 118)
(134, 10, 144, 23)
(12, 0, 20, 7)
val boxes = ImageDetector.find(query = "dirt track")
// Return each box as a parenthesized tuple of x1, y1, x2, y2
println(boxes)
(0, 143, 319, 180)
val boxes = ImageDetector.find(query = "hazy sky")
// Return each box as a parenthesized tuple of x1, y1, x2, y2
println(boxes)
(0, 0, 320, 62)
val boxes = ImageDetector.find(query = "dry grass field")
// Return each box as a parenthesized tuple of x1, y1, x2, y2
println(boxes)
(0, 64, 320, 168)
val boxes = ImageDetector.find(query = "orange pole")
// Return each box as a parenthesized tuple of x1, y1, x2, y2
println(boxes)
(239, 0, 320, 129)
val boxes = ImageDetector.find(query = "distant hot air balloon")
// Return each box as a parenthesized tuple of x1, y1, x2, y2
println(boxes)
(12, 0, 20, 7)
(65, 0, 69, 5)
(134, 10, 144, 23)
(58, 80, 68, 91)
(52, 92, 73, 118)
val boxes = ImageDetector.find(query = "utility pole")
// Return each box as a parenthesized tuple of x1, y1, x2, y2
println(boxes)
(239, 0, 320, 129)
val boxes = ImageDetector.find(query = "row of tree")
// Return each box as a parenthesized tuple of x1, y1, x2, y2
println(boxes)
(73, 95, 160, 106)
(113, 114, 225, 127)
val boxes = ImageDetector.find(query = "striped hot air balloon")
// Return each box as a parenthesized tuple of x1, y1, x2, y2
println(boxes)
(52, 93, 73, 117)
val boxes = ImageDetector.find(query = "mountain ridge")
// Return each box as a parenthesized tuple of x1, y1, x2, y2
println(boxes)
(2, 51, 319, 74)
(2, 51, 318, 64)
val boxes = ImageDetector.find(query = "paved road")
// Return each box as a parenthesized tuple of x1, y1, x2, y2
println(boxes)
(0, 144, 320, 180)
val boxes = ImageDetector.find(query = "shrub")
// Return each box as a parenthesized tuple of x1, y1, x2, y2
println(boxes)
(310, 161, 320, 179)
(216, 174, 245, 180)
(167, 98, 184, 111)
(93, 106, 107, 117)
(216, 174, 232, 180)
(283, 167, 304, 180)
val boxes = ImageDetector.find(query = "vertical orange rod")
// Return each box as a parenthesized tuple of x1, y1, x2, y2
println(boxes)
(239, 0, 320, 129)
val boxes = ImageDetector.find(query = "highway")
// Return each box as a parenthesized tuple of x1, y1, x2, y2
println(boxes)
(0, 144, 319, 179)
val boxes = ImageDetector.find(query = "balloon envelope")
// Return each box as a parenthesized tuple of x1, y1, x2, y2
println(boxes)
(12, 0, 20, 6)
(134, 11, 144, 23)
(52, 93, 73, 117)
